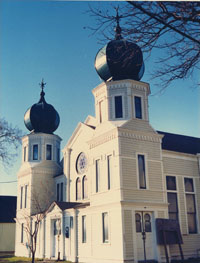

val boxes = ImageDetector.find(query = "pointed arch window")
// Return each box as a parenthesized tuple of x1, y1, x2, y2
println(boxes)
(76, 177, 81, 200)
(82, 176, 88, 199)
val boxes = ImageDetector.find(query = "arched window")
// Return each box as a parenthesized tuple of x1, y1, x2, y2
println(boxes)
(135, 213, 142, 233)
(82, 176, 88, 199)
(76, 178, 81, 200)
(144, 213, 151, 232)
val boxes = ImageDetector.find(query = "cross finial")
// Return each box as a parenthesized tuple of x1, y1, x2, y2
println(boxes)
(39, 78, 46, 92)
(114, 7, 122, 40)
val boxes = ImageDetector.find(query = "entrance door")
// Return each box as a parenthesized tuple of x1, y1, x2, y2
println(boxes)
(135, 212, 156, 262)
(52, 219, 61, 259)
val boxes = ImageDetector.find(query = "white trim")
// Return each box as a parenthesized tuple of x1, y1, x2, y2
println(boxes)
(45, 143, 53, 161)
(106, 154, 112, 190)
(112, 94, 125, 120)
(102, 211, 110, 244)
(133, 95, 144, 120)
(165, 175, 181, 227)
(183, 176, 198, 235)
(136, 153, 149, 190)
(32, 143, 39, 161)
(162, 151, 197, 160)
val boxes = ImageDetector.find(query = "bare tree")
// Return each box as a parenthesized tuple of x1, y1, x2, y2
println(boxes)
(0, 118, 23, 167)
(23, 212, 45, 263)
(18, 185, 55, 263)
(87, 2, 200, 89)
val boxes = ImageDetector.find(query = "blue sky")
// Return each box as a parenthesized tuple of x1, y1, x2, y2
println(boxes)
(0, 0, 199, 196)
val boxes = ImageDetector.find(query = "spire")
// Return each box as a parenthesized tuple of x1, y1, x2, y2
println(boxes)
(39, 78, 46, 103)
(115, 8, 122, 40)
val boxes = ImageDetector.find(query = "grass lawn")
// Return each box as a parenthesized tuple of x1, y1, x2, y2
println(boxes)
(0, 254, 71, 263)
(1, 254, 200, 263)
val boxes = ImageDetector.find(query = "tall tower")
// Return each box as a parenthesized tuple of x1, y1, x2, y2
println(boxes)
(93, 14, 149, 128)
(16, 80, 62, 217)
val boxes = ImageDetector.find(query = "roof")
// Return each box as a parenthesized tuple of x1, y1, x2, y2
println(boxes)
(0, 196, 17, 223)
(55, 201, 90, 211)
(158, 131, 200, 155)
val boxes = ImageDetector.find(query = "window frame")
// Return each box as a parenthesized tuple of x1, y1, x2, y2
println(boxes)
(57, 148, 60, 163)
(114, 95, 123, 119)
(107, 155, 112, 190)
(21, 223, 24, 243)
(20, 186, 23, 209)
(82, 215, 86, 243)
(23, 146, 27, 162)
(166, 176, 179, 221)
(99, 100, 103, 123)
(24, 185, 28, 209)
(33, 144, 39, 161)
(82, 176, 88, 199)
(184, 177, 197, 234)
(95, 159, 100, 193)
(60, 182, 63, 202)
(46, 144, 52, 160)
(137, 154, 148, 189)
(57, 183, 60, 201)
(102, 212, 109, 243)
(134, 96, 143, 119)
(112, 94, 125, 120)
(76, 177, 81, 200)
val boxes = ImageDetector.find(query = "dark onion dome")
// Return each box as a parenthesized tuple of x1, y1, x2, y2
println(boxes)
(95, 19, 145, 82)
(24, 81, 60, 134)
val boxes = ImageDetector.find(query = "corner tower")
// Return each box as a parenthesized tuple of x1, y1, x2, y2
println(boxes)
(16, 80, 62, 217)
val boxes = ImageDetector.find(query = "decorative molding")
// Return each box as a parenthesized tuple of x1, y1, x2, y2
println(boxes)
(118, 128, 162, 143)
(121, 200, 168, 208)
(162, 150, 197, 161)
(92, 79, 150, 97)
(88, 129, 118, 149)
(87, 127, 163, 149)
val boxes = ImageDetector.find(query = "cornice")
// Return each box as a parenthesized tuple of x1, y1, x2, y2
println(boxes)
(121, 200, 168, 208)
(162, 150, 197, 161)
(23, 133, 62, 142)
(87, 127, 162, 149)
(92, 79, 150, 96)
(88, 128, 118, 149)
(118, 128, 162, 143)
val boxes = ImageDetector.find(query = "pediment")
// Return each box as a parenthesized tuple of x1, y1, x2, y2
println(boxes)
(63, 121, 95, 151)
(46, 202, 62, 215)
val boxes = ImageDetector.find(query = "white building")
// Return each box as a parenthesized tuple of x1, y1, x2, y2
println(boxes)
(15, 27, 200, 263)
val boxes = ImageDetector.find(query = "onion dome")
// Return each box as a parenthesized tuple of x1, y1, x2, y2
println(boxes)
(24, 80, 60, 134)
(95, 12, 145, 82)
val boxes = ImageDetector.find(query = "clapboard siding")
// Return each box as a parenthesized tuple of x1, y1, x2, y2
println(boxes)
(121, 158, 163, 192)
(124, 210, 134, 258)
(120, 137, 161, 160)
(163, 157, 198, 176)
(121, 158, 137, 189)
(169, 235, 200, 257)
(123, 189, 164, 202)
(122, 119, 155, 133)
(148, 161, 163, 190)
